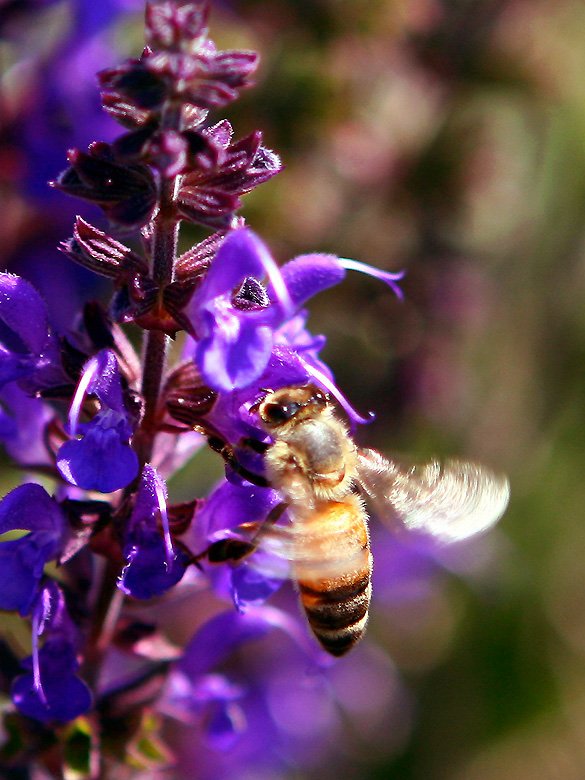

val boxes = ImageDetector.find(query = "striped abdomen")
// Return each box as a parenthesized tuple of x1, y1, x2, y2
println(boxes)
(293, 497, 372, 656)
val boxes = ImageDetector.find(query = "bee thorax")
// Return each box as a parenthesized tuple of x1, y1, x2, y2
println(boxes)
(264, 416, 356, 505)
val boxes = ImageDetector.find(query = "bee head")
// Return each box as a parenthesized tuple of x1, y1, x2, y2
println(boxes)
(256, 385, 329, 428)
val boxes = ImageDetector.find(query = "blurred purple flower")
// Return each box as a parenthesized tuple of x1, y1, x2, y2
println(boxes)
(162, 607, 410, 780)
(0, 484, 66, 616)
(0, 383, 53, 467)
(162, 606, 323, 755)
(0, 273, 64, 392)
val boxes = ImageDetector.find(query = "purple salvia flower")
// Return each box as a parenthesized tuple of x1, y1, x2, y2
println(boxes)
(189, 330, 337, 449)
(190, 478, 285, 611)
(162, 606, 324, 740)
(57, 349, 139, 493)
(188, 227, 293, 391)
(0, 273, 64, 393)
(0, 483, 66, 616)
(160, 610, 273, 750)
(188, 227, 403, 395)
(118, 464, 189, 598)
(0, 383, 53, 467)
(11, 582, 92, 723)
(161, 606, 343, 774)
(163, 608, 410, 779)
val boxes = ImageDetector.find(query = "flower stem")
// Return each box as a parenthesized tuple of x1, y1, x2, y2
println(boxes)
(152, 177, 179, 286)
(135, 176, 179, 465)
(83, 557, 124, 688)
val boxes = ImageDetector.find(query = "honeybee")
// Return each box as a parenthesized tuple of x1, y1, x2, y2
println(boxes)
(203, 384, 510, 657)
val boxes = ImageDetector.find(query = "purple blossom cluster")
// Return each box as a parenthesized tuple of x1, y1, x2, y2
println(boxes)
(0, 1, 412, 777)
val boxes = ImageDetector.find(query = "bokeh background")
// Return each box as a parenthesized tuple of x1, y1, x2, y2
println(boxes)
(3, 0, 585, 778)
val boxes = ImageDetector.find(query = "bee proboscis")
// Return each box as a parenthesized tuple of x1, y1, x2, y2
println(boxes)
(203, 385, 510, 657)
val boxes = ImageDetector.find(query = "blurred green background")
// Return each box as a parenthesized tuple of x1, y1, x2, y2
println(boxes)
(5, 0, 585, 777)
(186, 1, 585, 777)
(220, 4, 585, 772)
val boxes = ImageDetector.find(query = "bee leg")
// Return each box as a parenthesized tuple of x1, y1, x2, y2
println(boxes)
(258, 501, 288, 533)
(195, 502, 289, 565)
(205, 537, 258, 563)
(207, 435, 269, 488)
(240, 437, 270, 455)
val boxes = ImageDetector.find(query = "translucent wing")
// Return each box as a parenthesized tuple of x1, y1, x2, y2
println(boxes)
(250, 500, 370, 580)
(357, 448, 510, 543)
(247, 525, 352, 581)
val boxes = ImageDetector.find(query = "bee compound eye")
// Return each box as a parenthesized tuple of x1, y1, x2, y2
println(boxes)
(263, 401, 299, 424)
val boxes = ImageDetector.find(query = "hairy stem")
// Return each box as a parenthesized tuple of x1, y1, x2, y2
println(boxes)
(152, 177, 180, 286)
(136, 176, 180, 465)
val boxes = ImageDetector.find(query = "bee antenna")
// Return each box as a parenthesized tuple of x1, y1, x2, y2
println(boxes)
(249, 388, 273, 415)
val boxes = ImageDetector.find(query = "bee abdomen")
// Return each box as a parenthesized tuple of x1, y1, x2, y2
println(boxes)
(298, 570, 372, 657)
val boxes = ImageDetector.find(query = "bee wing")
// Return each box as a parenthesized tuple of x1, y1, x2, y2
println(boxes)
(258, 524, 330, 565)
(253, 518, 368, 579)
(357, 448, 510, 543)
(246, 525, 334, 582)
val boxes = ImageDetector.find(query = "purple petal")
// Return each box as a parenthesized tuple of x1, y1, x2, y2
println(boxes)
(255, 343, 320, 389)
(179, 610, 274, 678)
(195, 228, 285, 305)
(161, 671, 246, 749)
(206, 700, 246, 751)
(189, 674, 244, 706)
(0, 524, 66, 617)
(57, 421, 139, 493)
(0, 274, 51, 355)
(192, 479, 280, 549)
(180, 606, 323, 682)
(197, 316, 273, 391)
(0, 348, 35, 388)
(231, 563, 284, 612)
(85, 349, 126, 413)
(129, 464, 167, 529)
(0, 483, 65, 535)
(269, 254, 346, 313)
(0, 384, 53, 466)
(0, 539, 47, 615)
(31, 581, 69, 638)
(118, 532, 188, 598)
(339, 257, 405, 300)
(118, 465, 188, 598)
(11, 670, 92, 723)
